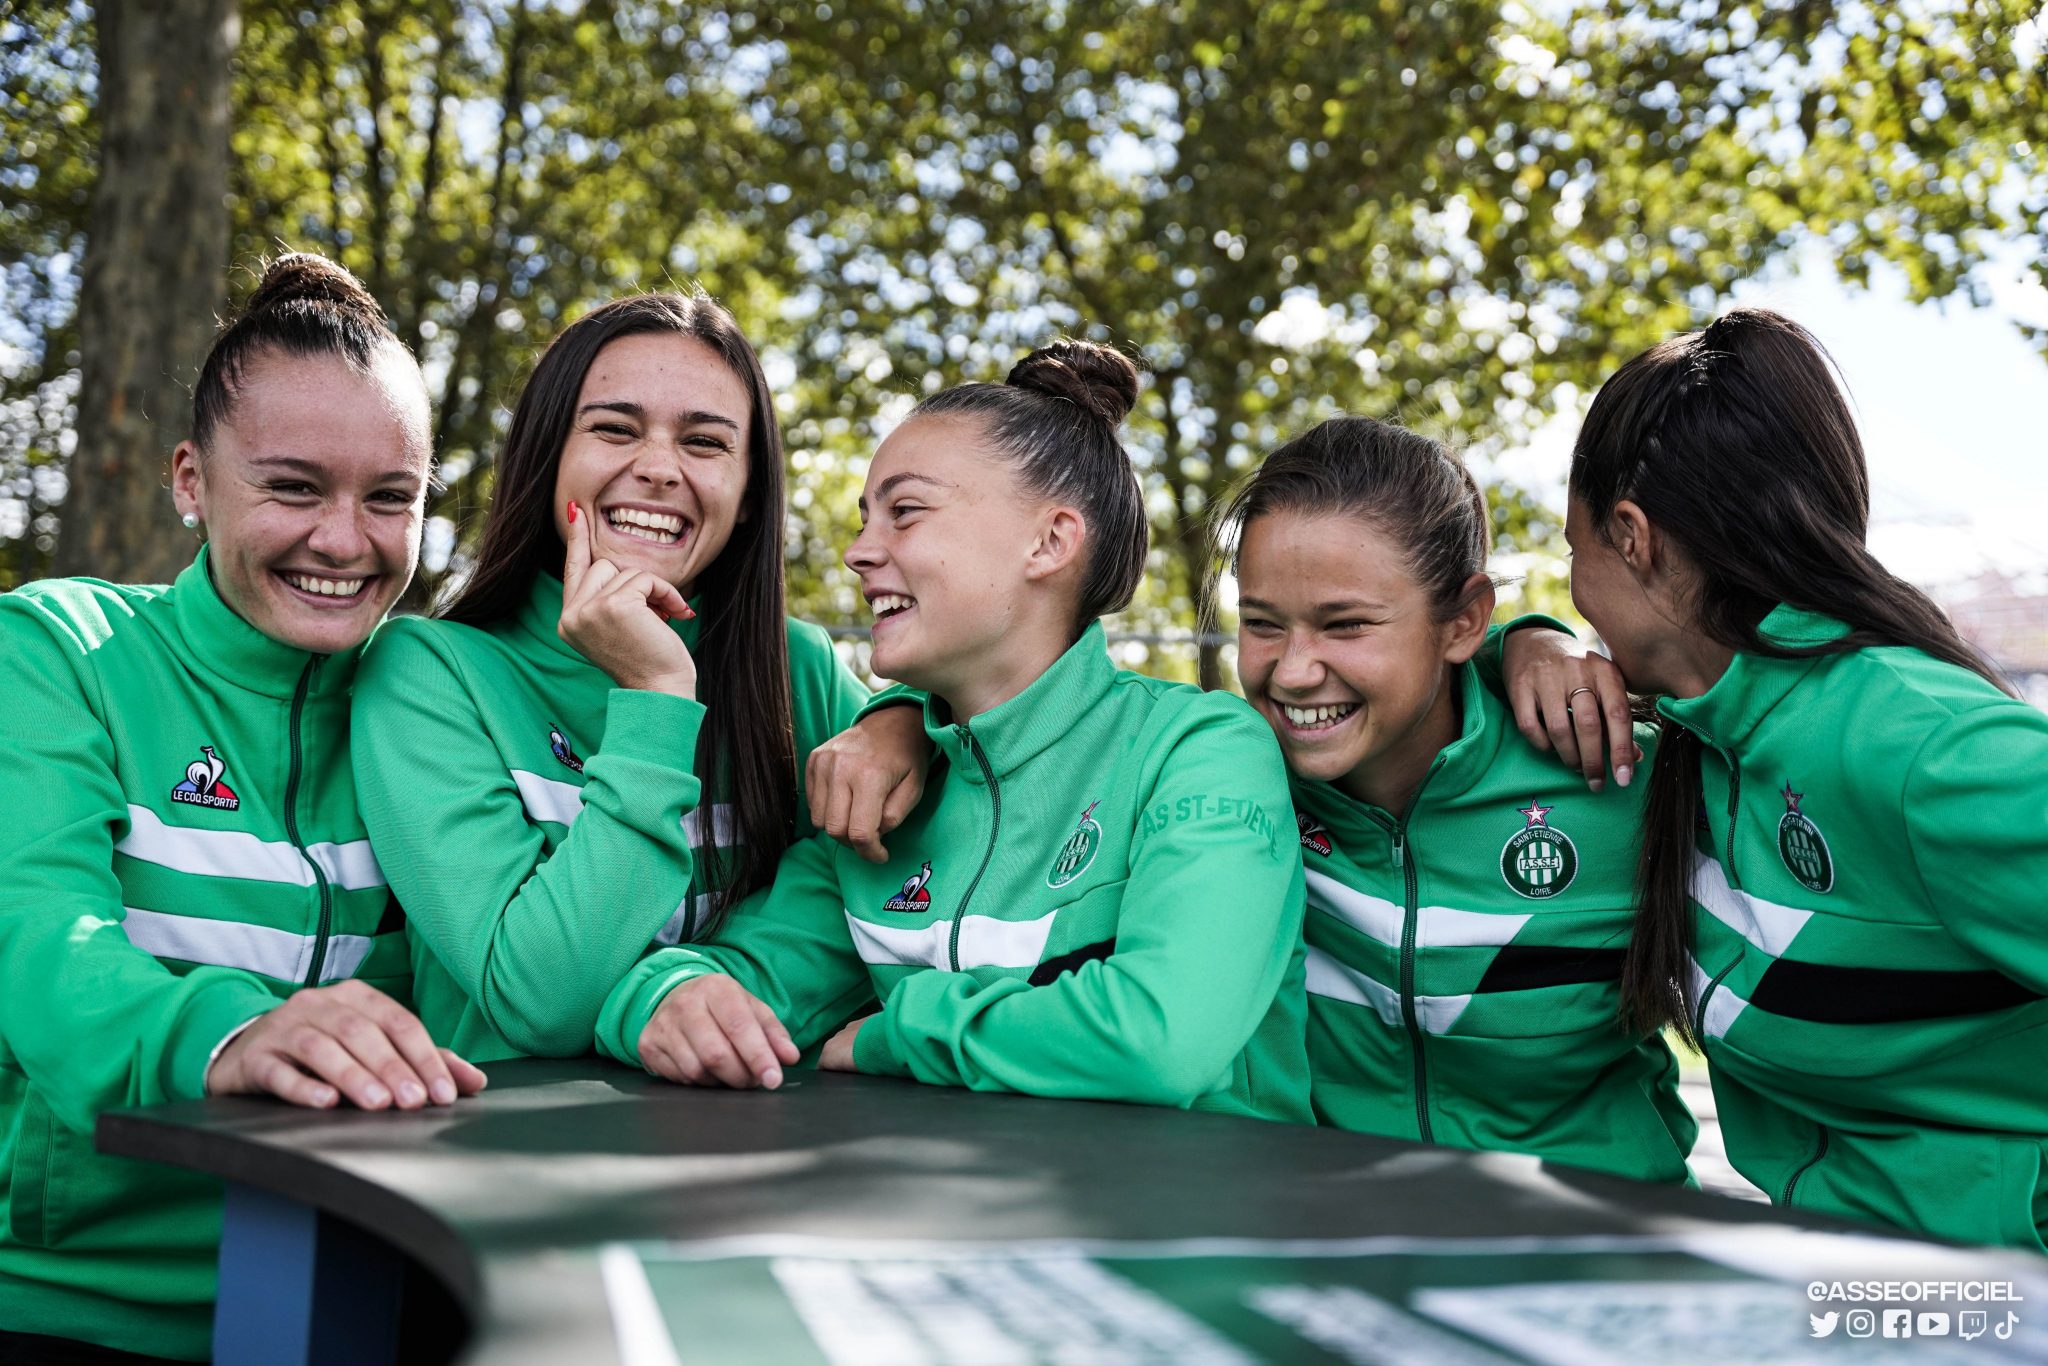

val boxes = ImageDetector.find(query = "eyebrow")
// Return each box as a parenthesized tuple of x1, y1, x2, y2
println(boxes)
(1237, 596, 1390, 614)
(577, 400, 742, 432)
(861, 472, 955, 508)
(249, 455, 420, 485)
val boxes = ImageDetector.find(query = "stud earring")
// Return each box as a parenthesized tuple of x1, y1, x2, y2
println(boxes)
(181, 513, 200, 530)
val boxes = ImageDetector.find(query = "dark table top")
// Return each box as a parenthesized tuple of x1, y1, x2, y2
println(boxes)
(97, 1060, 2048, 1364)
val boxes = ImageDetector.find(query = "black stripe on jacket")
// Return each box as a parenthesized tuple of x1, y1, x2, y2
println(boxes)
(1749, 960, 2042, 1024)
(1475, 945, 1625, 993)
(1029, 938, 1116, 986)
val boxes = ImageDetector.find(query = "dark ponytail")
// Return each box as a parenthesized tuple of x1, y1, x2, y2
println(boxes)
(1576, 308, 2008, 1042)
(910, 339, 1148, 630)
(192, 252, 410, 447)
(1203, 415, 1493, 632)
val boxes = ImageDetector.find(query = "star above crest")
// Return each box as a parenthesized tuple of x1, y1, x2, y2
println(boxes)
(1517, 799, 1554, 828)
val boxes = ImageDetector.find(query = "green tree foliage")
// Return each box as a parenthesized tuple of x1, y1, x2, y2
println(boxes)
(4, 1, 2043, 686)
(1, 2, 96, 587)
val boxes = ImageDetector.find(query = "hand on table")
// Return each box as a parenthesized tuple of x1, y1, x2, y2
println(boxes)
(638, 975, 800, 1088)
(819, 1018, 865, 1072)
(205, 979, 488, 1110)
(807, 704, 930, 862)
(557, 499, 698, 699)
(1501, 626, 1643, 791)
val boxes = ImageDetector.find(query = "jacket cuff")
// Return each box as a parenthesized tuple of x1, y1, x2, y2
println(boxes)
(616, 960, 722, 1067)
(596, 689, 708, 768)
(854, 684, 927, 725)
(171, 986, 279, 1102)
(851, 1010, 911, 1077)
(1503, 612, 1575, 639)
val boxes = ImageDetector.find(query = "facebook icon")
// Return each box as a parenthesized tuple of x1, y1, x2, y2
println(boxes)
(1884, 1309, 1914, 1338)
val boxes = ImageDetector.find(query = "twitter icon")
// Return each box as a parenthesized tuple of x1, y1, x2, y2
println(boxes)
(1812, 1311, 1841, 1338)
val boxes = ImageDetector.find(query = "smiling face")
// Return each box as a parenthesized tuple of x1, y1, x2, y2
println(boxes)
(843, 414, 1076, 709)
(1235, 509, 1485, 808)
(171, 347, 430, 654)
(549, 332, 753, 597)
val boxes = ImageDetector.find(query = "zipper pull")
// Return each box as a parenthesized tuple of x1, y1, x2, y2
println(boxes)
(1392, 830, 1406, 869)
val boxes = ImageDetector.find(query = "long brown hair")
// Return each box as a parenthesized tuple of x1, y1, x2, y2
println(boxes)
(1574, 308, 2006, 1043)
(441, 292, 794, 931)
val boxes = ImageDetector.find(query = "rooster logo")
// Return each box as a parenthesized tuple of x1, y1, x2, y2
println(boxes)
(882, 861, 934, 913)
(170, 744, 240, 811)
(548, 724, 585, 773)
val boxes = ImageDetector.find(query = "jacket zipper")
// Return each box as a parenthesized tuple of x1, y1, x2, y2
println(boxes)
(1723, 751, 1743, 885)
(1395, 822, 1431, 1144)
(1370, 755, 1447, 1145)
(1693, 959, 1739, 1041)
(947, 723, 1002, 972)
(288, 657, 336, 987)
(1781, 1126, 1831, 1206)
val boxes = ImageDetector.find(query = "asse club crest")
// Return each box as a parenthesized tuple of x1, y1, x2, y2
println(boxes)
(1776, 781, 1834, 893)
(1047, 800, 1104, 889)
(1500, 800, 1578, 899)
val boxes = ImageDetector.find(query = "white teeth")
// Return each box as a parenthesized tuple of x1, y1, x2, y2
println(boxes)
(606, 507, 685, 542)
(1282, 703, 1359, 729)
(284, 573, 368, 598)
(870, 594, 915, 619)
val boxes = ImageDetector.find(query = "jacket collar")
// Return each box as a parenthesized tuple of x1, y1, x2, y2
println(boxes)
(1655, 603, 1845, 749)
(1428, 659, 1512, 800)
(512, 570, 701, 663)
(925, 622, 1119, 783)
(169, 546, 358, 701)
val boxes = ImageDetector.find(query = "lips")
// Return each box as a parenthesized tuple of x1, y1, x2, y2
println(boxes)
(277, 571, 373, 603)
(1277, 701, 1361, 732)
(602, 503, 692, 546)
(868, 592, 915, 623)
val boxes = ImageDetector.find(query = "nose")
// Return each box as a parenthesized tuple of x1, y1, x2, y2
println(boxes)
(630, 437, 684, 489)
(1270, 631, 1325, 694)
(305, 502, 372, 565)
(844, 520, 885, 575)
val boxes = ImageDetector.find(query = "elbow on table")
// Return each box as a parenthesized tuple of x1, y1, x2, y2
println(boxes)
(483, 990, 604, 1060)
(1095, 1037, 1230, 1110)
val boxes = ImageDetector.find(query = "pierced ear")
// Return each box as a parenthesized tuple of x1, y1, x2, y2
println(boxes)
(1024, 505, 1088, 584)
(170, 440, 205, 524)
(1442, 572, 1498, 665)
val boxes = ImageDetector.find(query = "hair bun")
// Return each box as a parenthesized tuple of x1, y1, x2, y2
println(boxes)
(244, 252, 387, 326)
(1007, 339, 1141, 428)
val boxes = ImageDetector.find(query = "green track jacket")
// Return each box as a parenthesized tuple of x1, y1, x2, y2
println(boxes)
(0, 552, 408, 1360)
(1295, 662, 1695, 1182)
(597, 624, 1313, 1123)
(1669, 604, 2048, 1249)
(352, 572, 868, 1063)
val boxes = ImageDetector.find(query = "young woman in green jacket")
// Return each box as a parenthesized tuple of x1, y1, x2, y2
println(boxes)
(596, 341, 1313, 1122)
(1214, 416, 1694, 1181)
(1562, 308, 2048, 1249)
(0, 255, 485, 1364)
(350, 293, 922, 1064)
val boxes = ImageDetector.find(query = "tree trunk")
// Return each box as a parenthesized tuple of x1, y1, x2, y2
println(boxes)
(56, 0, 238, 583)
